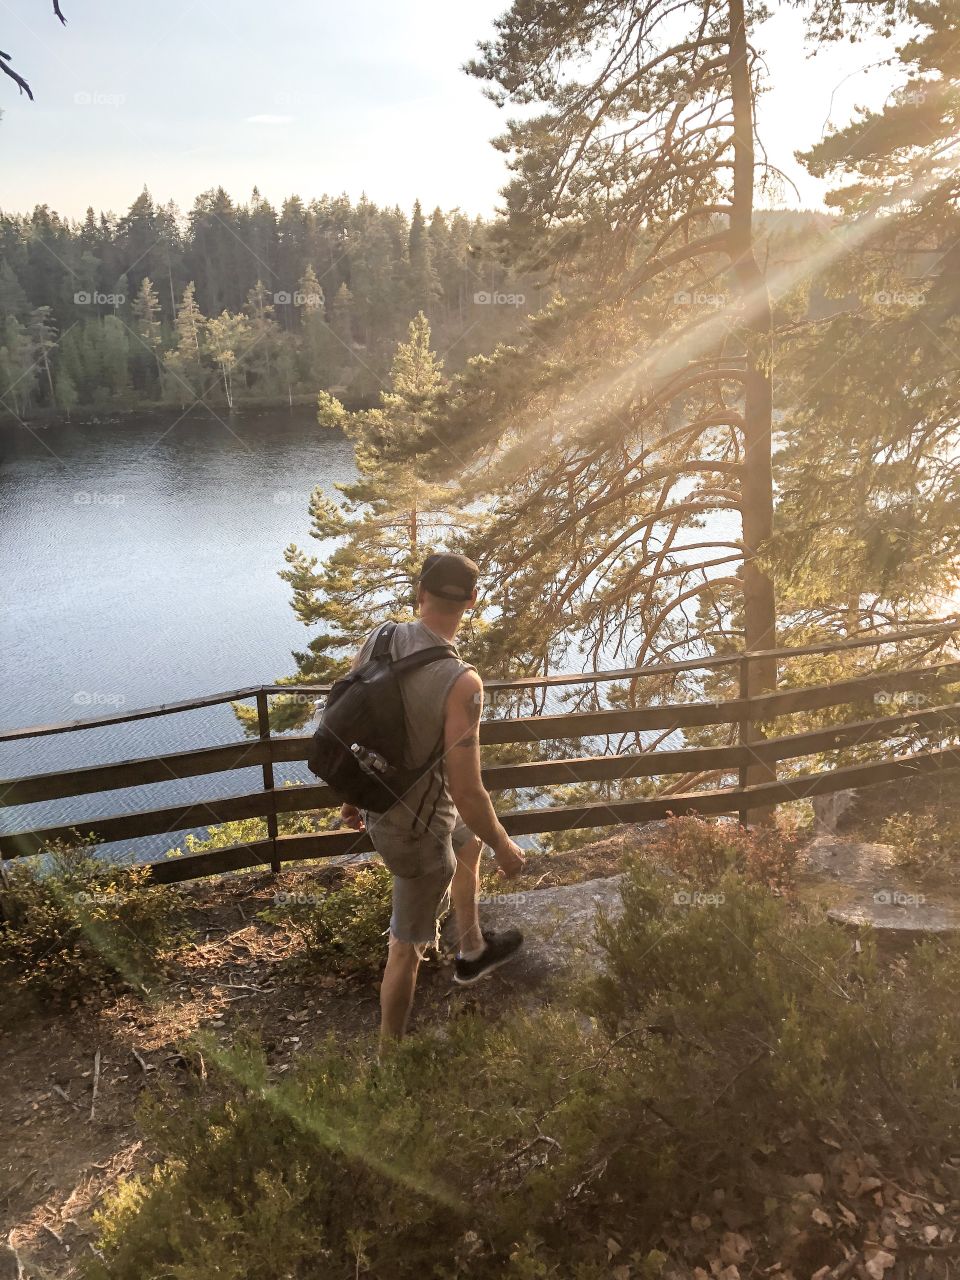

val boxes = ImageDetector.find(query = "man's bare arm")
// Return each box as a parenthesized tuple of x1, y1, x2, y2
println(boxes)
(444, 670, 524, 875)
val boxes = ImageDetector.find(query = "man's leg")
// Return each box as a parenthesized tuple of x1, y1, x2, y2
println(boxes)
(380, 936, 424, 1044)
(448, 825, 524, 986)
(451, 834, 484, 957)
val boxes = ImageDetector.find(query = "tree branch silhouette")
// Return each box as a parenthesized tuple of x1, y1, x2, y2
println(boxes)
(1, 2, 67, 101)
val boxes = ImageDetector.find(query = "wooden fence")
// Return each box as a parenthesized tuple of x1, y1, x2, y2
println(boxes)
(2, 621, 959, 885)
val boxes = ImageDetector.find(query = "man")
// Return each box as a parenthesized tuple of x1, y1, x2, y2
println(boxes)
(340, 552, 526, 1043)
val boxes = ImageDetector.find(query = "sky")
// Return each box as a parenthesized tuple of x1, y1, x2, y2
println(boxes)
(0, 0, 909, 222)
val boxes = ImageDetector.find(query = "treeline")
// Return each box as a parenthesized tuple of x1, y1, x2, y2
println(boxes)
(0, 187, 542, 418)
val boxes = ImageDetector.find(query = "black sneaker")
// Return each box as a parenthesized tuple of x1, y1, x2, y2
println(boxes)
(453, 928, 523, 985)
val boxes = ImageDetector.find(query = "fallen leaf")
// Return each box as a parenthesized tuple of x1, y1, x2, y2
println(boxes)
(812, 1208, 832, 1228)
(612, 1267, 630, 1280)
(719, 1232, 750, 1265)
(841, 1169, 861, 1196)
(922, 1226, 939, 1244)
(864, 1249, 896, 1279)
(691, 1213, 711, 1232)
(607, 1237, 622, 1258)
(837, 1203, 858, 1227)
(857, 1177, 883, 1196)
(803, 1173, 825, 1195)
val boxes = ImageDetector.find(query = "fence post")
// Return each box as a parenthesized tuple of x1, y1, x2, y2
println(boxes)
(738, 653, 752, 828)
(256, 690, 281, 875)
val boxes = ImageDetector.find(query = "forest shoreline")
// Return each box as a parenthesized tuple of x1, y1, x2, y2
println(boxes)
(0, 390, 381, 430)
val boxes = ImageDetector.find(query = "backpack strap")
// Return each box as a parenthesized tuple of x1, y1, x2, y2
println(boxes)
(390, 645, 458, 676)
(371, 621, 398, 661)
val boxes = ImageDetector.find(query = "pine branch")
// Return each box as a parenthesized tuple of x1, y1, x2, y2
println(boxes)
(0, 50, 34, 99)
(2, 3, 67, 98)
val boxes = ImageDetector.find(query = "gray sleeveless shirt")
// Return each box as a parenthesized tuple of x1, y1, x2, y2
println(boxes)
(355, 620, 474, 835)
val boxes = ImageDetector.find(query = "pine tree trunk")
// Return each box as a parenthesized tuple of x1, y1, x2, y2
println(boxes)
(727, 0, 778, 808)
(41, 348, 55, 406)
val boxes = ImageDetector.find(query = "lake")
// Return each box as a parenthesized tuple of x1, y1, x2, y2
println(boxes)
(0, 406, 356, 857)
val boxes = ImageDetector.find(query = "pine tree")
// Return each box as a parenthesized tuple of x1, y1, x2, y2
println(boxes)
(243, 280, 283, 395)
(408, 199, 440, 317)
(297, 264, 337, 389)
(0, 261, 28, 320)
(131, 276, 163, 392)
(28, 306, 57, 407)
(101, 316, 130, 399)
(235, 313, 462, 733)
(411, 0, 785, 714)
(162, 281, 206, 407)
(0, 317, 36, 417)
(769, 0, 960, 632)
(54, 368, 78, 414)
(330, 282, 355, 349)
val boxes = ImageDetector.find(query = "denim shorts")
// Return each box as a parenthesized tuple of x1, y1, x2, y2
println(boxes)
(365, 814, 475, 946)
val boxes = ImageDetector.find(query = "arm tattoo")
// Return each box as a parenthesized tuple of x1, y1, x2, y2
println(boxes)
(453, 688, 482, 747)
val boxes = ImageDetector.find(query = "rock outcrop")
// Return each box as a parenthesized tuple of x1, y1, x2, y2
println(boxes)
(443, 875, 624, 989)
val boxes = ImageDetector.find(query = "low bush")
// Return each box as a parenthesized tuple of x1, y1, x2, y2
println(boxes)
(87, 855, 959, 1279)
(0, 841, 183, 1001)
(882, 804, 960, 875)
(260, 861, 392, 974)
(643, 812, 802, 891)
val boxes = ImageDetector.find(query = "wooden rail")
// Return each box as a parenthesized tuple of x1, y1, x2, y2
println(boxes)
(2, 621, 959, 877)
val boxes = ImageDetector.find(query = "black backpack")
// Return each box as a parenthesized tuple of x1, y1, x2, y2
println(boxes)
(307, 622, 458, 812)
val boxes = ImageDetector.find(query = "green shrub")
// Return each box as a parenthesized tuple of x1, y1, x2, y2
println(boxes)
(85, 861, 960, 1279)
(166, 794, 334, 858)
(882, 804, 960, 875)
(260, 862, 392, 974)
(0, 842, 183, 1000)
(642, 812, 802, 891)
(588, 859, 960, 1155)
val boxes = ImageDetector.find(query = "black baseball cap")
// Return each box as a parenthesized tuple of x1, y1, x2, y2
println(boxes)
(418, 553, 479, 603)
